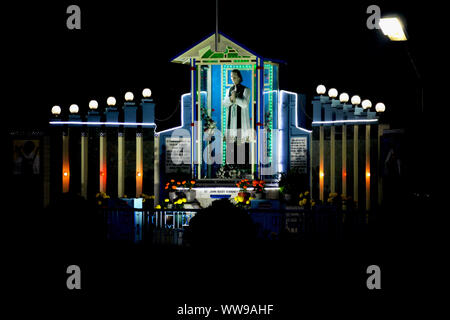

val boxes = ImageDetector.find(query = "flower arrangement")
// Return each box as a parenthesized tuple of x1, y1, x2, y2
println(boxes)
(252, 179, 265, 193)
(183, 180, 196, 190)
(236, 179, 251, 192)
(325, 193, 354, 210)
(158, 197, 187, 209)
(96, 192, 110, 207)
(298, 191, 315, 209)
(201, 107, 216, 132)
(165, 179, 179, 191)
(326, 192, 340, 205)
(233, 194, 254, 208)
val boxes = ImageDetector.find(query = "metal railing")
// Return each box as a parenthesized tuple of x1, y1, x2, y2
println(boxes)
(98, 205, 368, 245)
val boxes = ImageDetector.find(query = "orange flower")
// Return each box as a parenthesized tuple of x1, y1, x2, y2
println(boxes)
(177, 182, 181, 185)
(253, 181, 257, 186)
(172, 186, 177, 190)
(243, 186, 247, 189)
(164, 186, 168, 190)
(170, 179, 175, 182)
(182, 181, 186, 184)
(191, 181, 196, 184)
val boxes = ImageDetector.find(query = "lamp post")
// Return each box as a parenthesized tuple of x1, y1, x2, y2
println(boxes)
(351, 95, 361, 209)
(328, 88, 338, 194)
(379, 16, 422, 113)
(339, 93, 350, 198)
(316, 85, 327, 202)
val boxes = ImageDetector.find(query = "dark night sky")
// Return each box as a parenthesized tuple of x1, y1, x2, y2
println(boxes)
(2, 0, 444, 134)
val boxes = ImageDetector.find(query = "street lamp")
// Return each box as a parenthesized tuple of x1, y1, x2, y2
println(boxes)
(379, 17, 407, 41)
(379, 15, 422, 113)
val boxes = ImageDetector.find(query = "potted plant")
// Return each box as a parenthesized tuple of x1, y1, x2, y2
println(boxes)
(164, 179, 179, 201)
(252, 179, 266, 199)
(236, 179, 251, 203)
(278, 169, 308, 203)
(298, 191, 315, 210)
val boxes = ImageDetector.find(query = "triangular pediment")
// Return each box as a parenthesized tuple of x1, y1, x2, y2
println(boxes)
(171, 32, 261, 64)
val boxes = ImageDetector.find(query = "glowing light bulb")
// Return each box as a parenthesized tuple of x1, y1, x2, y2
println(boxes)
(51, 105, 61, 115)
(328, 88, 338, 99)
(351, 95, 361, 105)
(107, 97, 116, 106)
(142, 88, 152, 98)
(316, 85, 326, 95)
(125, 92, 134, 102)
(361, 99, 372, 109)
(375, 102, 386, 113)
(89, 100, 98, 110)
(69, 104, 79, 114)
(339, 93, 349, 103)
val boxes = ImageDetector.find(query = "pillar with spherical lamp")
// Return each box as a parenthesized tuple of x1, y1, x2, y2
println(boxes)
(80, 101, 98, 199)
(361, 99, 373, 212)
(123, 91, 143, 197)
(106, 96, 118, 125)
(375, 103, 389, 207)
(349, 95, 361, 208)
(339, 93, 350, 198)
(312, 85, 328, 202)
(140, 88, 158, 204)
(328, 88, 339, 194)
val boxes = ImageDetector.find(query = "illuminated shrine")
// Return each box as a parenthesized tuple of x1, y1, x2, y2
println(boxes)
(48, 31, 388, 211)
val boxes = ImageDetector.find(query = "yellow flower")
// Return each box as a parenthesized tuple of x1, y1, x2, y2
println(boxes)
(237, 195, 244, 202)
(311, 201, 316, 207)
(246, 201, 250, 205)
(182, 198, 187, 203)
(249, 197, 254, 200)
(155, 205, 161, 209)
(304, 191, 309, 196)
(299, 193, 303, 198)
(302, 198, 308, 205)
(164, 199, 169, 203)
(234, 196, 238, 202)
(105, 195, 110, 199)
(97, 201, 102, 205)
